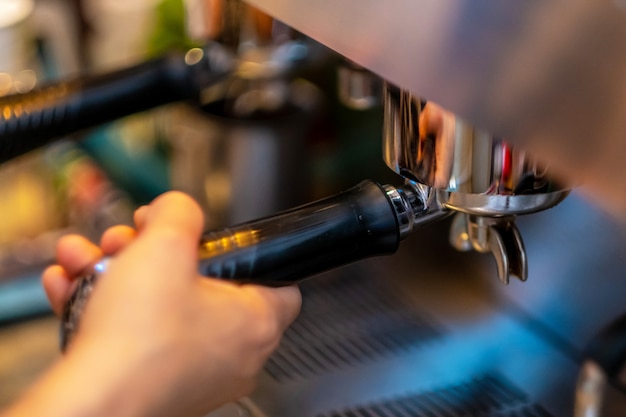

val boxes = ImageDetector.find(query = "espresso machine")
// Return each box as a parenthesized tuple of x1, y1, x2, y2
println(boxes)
(2, 0, 626, 416)
(232, 2, 626, 416)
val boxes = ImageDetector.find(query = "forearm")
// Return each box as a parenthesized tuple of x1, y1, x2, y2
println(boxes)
(1, 343, 156, 417)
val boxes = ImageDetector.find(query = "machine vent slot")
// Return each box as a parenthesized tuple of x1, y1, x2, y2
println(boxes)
(265, 270, 443, 382)
(317, 374, 554, 417)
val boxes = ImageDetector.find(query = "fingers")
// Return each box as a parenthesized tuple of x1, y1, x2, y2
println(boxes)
(41, 234, 101, 317)
(100, 225, 137, 255)
(133, 191, 204, 258)
(133, 205, 149, 230)
(55, 234, 103, 278)
(140, 191, 204, 239)
(266, 285, 302, 331)
(110, 192, 205, 286)
(43, 222, 137, 316)
(43, 192, 206, 315)
(246, 284, 302, 332)
(42, 265, 73, 316)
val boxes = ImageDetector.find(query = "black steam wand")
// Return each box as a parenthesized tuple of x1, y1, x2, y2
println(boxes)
(61, 180, 448, 350)
(0, 44, 233, 163)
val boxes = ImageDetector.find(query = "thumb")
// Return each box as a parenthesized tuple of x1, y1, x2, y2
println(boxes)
(110, 192, 205, 285)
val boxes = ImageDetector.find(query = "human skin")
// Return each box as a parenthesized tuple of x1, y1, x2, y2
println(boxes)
(1, 191, 302, 417)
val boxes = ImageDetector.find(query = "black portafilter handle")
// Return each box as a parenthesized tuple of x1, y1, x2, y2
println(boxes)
(196, 180, 401, 285)
(0, 44, 233, 163)
(61, 180, 445, 351)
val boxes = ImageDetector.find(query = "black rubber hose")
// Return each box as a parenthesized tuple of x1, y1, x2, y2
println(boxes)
(0, 45, 232, 163)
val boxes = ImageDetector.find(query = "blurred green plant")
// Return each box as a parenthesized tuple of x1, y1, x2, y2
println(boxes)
(147, 0, 201, 57)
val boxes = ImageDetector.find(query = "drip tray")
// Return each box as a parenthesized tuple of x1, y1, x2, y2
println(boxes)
(316, 374, 548, 417)
(208, 193, 626, 417)
(266, 271, 443, 383)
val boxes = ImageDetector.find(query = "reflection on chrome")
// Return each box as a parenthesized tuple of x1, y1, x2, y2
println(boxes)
(383, 83, 569, 216)
(449, 214, 527, 284)
(382, 83, 570, 283)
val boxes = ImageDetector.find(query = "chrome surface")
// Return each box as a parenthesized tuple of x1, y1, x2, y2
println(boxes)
(382, 184, 416, 239)
(384, 182, 449, 239)
(575, 361, 607, 417)
(383, 84, 570, 217)
(450, 213, 527, 284)
(575, 361, 626, 417)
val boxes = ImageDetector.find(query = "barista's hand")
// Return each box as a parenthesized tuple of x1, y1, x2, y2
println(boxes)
(4, 191, 301, 417)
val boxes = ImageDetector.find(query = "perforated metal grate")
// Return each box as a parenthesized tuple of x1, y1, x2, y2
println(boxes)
(265, 271, 443, 382)
(317, 374, 554, 417)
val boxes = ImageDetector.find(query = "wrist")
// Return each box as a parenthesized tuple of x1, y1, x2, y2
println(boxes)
(3, 340, 152, 417)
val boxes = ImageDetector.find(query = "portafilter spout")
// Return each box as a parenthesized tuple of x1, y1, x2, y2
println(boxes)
(383, 83, 571, 284)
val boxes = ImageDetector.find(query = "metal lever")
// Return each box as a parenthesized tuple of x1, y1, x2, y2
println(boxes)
(449, 213, 528, 284)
